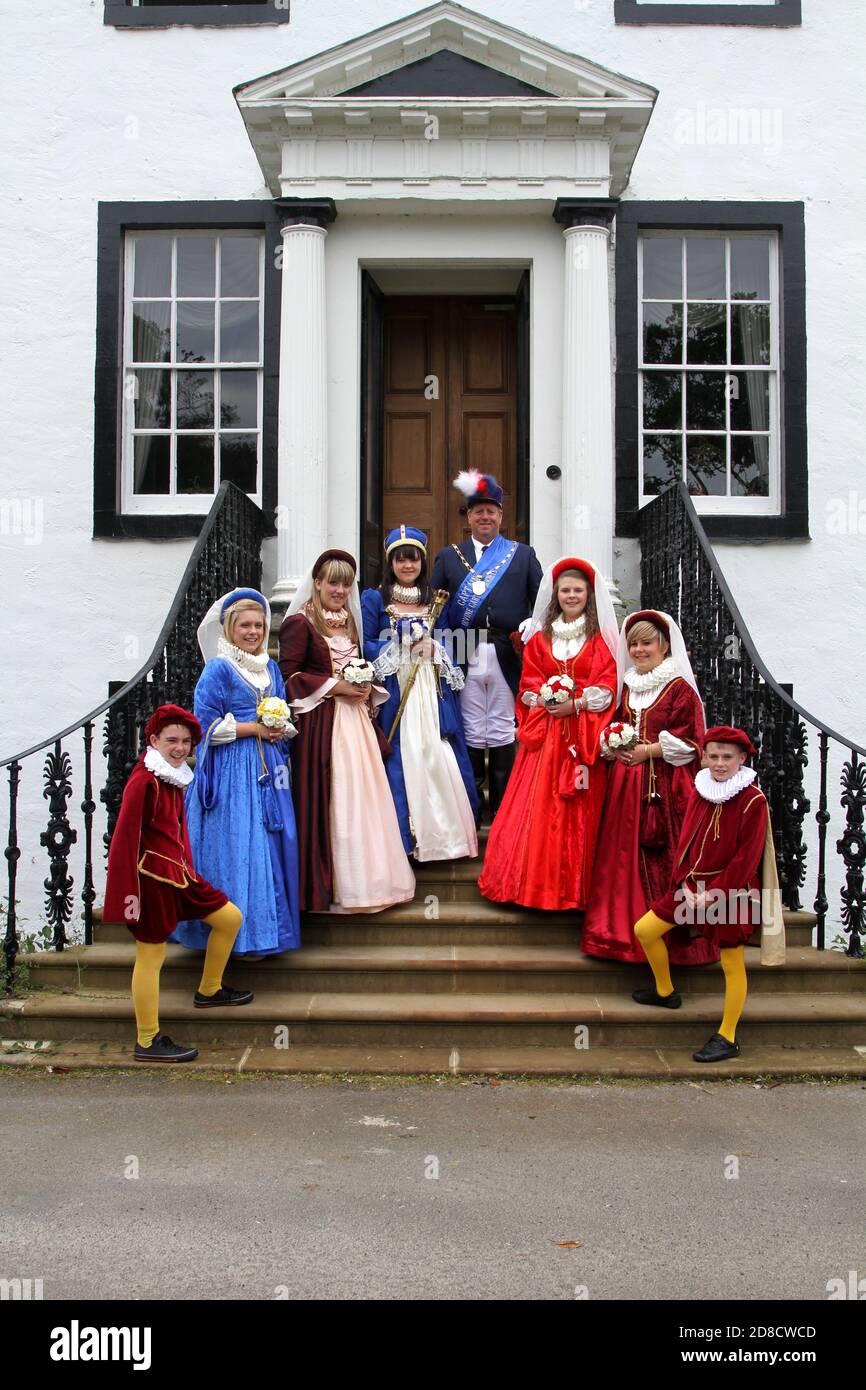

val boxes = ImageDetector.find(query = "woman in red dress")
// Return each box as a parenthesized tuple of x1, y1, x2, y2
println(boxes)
(477, 557, 617, 911)
(581, 610, 719, 966)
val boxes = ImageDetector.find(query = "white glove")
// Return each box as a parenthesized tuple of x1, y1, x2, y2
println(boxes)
(518, 617, 533, 643)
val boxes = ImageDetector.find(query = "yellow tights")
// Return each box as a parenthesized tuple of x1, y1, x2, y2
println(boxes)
(633, 911, 748, 1044)
(132, 902, 242, 1047)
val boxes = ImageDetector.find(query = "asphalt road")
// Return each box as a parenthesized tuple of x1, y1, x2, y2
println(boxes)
(1, 1073, 863, 1301)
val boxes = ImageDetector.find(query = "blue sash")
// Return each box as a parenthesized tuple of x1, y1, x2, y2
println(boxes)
(452, 534, 519, 629)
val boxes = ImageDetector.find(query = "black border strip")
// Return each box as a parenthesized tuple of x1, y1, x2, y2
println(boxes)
(104, 2, 290, 27)
(94, 200, 282, 539)
(614, 200, 807, 542)
(615, 1, 801, 25)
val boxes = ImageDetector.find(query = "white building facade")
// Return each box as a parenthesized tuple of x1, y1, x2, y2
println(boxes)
(1, 0, 864, 932)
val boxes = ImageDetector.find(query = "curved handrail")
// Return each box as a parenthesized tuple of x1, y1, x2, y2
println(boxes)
(665, 482, 866, 757)
(0, 483, 272, 769)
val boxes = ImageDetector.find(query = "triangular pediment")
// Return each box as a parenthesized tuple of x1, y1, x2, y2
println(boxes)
(344, 50, 551, 99)
(235, 2, 656, 104)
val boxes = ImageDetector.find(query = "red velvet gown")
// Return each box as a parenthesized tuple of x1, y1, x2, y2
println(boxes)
(477, 630, 616, 911)
(581, 677, 718, 965)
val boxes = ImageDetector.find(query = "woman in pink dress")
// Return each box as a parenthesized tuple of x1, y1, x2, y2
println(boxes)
(278, 549, 416, 914)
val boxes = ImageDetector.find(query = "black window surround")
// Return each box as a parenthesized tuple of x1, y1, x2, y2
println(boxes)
(615, 201, 807, 542)
(615, 1, 800, 24)
(94, 201, 283, 539)
(104, 2, 290, 28)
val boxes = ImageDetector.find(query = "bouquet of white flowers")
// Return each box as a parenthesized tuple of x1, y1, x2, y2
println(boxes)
(601, 721, 638, 751)
(256, 696, 293, 731)
(343, 657, 375, 686)
(539, 673, 575, 707)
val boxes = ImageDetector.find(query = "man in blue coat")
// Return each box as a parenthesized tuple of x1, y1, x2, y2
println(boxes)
(430, 472, 543, 822)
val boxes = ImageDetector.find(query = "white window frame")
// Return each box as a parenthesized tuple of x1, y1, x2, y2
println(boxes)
(637, 229, 781, 517)
(121, 229, 265, 516)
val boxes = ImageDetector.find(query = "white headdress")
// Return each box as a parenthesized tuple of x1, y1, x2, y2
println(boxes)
(285, 550, 364, 645)
(525, 557, 619, 660)
(617, 609, 703, 710)
(197, 587, 272, 662)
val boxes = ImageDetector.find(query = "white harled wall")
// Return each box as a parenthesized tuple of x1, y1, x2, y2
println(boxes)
(1, 0, 864, 934)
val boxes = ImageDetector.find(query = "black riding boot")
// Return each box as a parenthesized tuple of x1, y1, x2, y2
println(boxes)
(467, 745, 487, 827)
(488, 741, 516, 820)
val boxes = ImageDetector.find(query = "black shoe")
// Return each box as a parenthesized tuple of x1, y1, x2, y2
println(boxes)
(632, 987, 683, 1010)
(693, 1032, 740, 1063)
(488, 742, 516, 819)
(133, 1033, 198, 1063)
(193, 985, 254, 1009)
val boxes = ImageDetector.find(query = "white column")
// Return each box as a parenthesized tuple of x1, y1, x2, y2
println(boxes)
(560, 216, 616, 590)
(271, 220, 329, 610)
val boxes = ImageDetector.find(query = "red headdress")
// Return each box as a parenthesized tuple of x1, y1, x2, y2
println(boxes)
(552, 556, 596, 587)
(144, 704, 202, 746)
(702, 725, 757, 757)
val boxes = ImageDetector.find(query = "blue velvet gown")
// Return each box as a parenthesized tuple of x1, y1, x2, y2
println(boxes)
(360, 588, 479, 856)
(171, 657, 301, 955)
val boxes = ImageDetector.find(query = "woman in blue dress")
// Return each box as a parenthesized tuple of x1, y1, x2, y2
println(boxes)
(361, 527, 478, 861)
(172, 587, 301, 958)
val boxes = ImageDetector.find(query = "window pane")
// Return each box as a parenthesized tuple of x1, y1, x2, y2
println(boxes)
(642, 238, 682, 300)
(686, 238, 725, 300)
(220, 433, 258, 493)
(642, 437, 681, 496)
(731, 436, 770, 497)
(177, 302, 215, 363)
(132, 303, 170, 362)
(132, 369, 170, 429)
(176, 370, 215, 429)
(686, 372, 726, 430)
(220, 238, 260, 297)
(133, 237, 171, 299)
(176, 237, 216, 297)
(686, 436, 727, 496)
(642, 304, 682, 364)
(220, 301, 259, 362)
(220, 370, 258, 429)
(686, 303, 726, 364)
(133, 436, 170, 494)
(731, 303, 771, 366)
(643, 372, 682, 430)
(177, 435, 215, 494)
(730, 371, 770, 431)
(731, 237, 770, 301)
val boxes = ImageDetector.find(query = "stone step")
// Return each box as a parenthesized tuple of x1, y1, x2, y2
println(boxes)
(21, 943, 864, 997)
(5, 988, 866, 1048)
(2, 1037, 864, 1080)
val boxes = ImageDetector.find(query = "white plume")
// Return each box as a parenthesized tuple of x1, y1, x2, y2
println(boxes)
(453, 470, 482, 498)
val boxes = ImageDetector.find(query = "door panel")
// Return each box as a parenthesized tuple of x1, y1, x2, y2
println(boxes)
(380, 295, 523, 565)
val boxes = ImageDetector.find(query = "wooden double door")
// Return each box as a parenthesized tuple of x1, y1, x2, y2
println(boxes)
(360, 280, 529, 587)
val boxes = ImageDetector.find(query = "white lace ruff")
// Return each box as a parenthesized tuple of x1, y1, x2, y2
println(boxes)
(623, 656, 681, 694)
(144, 746, 193, 788)
(694, 765, 757, 803)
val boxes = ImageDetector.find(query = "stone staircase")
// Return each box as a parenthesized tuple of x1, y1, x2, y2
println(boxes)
(3, 833, 866, 1077)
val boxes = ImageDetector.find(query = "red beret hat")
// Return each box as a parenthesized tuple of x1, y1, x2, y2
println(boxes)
(313, 549, 356, 577)
(703, 725, 756, 757)
(144, 704, 202, 746)
(552, 556, 596, 587)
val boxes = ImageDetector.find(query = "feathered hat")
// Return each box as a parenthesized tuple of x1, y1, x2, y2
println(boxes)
(452, 471, 503, 509)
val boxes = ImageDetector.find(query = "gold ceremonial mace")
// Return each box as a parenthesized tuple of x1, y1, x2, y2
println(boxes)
(387, 589, 451, 741)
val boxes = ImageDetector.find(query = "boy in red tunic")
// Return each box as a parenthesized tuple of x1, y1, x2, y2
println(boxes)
(630, 726, 780, 1063)
(104, 704, 253, 1062)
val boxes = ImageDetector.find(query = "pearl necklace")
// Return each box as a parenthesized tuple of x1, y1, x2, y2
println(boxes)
(552, 614, 586, 640)
(392, 584, 421, 603)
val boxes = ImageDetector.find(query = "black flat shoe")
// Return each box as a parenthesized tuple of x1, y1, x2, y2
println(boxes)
(693, 1033, 740, 1063)
(134, 1033, 198, 1063)
(194, 985, 254, 1009)
(632, 987, 682, 1010)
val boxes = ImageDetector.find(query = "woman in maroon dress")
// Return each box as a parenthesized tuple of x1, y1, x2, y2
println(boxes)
(477, 557, 618, 911)
(581, 610, 719, 967)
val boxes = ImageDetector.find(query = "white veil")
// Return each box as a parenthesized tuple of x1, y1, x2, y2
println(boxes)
(285, 553, 364, 648)
(617, 608, 703, 711)
(197, 587, 272, 662)
(524, 557, 619, 660)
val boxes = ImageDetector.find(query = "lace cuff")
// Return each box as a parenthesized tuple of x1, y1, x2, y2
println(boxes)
(372, 638, 402, 681)
(659, 729, 697, 765)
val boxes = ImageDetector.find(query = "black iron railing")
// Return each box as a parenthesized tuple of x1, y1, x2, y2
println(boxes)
(2, 483, 271, 991)
(640, 481, 865, 956)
